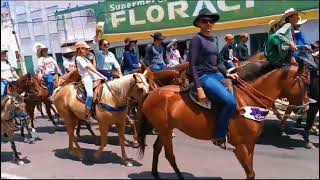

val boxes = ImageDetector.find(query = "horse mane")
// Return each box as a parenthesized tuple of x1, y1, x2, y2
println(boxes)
(106, 74, 134, 102)
(237, 61, 289, 82)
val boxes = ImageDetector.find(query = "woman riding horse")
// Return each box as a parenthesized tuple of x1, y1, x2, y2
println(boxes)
(189, 8, 238, 148)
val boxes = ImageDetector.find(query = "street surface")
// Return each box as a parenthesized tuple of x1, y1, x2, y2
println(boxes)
(1, 110, 319, 179)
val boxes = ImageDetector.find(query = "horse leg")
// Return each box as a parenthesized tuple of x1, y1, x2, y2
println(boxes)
(44, 101, 58, 130)
(76, 121, 81, 137)
(84, 121, 97, 137)
(10, 140, 24, 165)
(51, 105, 60, 122)
(116, 120, 133, 166)
(94, 121, 109, 160)
(280, 107, 293, 136)
(303, 102, 319, 149)
(126, 115, 139, 147)
(152, 136, 163, 179)
(233, 144, 255, 179)
(66, 119, 84, 160)
(26, 104, 36, 132)
(159, 129, 183, 179)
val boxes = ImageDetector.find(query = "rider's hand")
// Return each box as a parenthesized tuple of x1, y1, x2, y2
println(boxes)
(96, 25, 103, 33)
(304, 45, 312, 50)
(289, 42, 298, 51)
(197, 88, 207, 102)
(227, 73, 238, 80)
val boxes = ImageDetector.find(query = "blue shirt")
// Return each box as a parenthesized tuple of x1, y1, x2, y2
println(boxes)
(294, 31, 310, 46)
(92, 44, 121, 72)
(144, 44, 166, 66)
(122, 50, 140, 71)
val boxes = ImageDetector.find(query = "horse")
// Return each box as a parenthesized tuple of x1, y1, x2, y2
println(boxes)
(52, 72, 150, 166)
(1, 93, 28, 165)
(9, 73, 59, 132)
(136, 63, 308, 179)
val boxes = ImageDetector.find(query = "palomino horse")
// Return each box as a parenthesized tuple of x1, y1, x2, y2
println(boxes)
(137, 64, 308, 179)
(53, 72, 150, 166)
(1, 93, 27, 165)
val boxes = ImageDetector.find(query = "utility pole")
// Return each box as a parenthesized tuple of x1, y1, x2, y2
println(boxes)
(8, 2, 27, 75)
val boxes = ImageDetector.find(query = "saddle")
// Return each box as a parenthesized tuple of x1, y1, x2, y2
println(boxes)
(75, 80, 103, 104)
(187, 79, 235, 110)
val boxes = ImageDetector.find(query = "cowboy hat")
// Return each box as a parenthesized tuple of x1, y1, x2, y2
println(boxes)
(193, 8, 220, 27)
(33, 43, 48, 57)
(297, 16, 307, 25)
(75, 41, 90, 49)
(61, 46, 75, 54)
(281, 8, 300, 22)
(124, 38, 138, 46)
(151, 32, 165, 40)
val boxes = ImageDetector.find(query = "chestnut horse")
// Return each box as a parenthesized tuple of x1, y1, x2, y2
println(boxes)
(53, 73, 150, 166)
(137, 64, 308, 179)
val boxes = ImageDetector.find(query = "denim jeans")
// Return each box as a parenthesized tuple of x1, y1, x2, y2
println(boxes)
(82, 78, 93, 110)
(43, 73, 55, 96)
(98, 69, 118, 80)
(1, 80, 8, 98)
(225, 60, 236, 70)
(200, 73, 237, 139)
(151, 63, 166, 72)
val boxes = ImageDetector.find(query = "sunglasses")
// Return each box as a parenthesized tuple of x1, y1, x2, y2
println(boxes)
(102, 43, 109, 47)
(200, 18, 214, 24)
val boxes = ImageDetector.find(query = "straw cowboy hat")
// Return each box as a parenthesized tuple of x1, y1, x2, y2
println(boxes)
(61, 46, 75, 54)
(297, 16, 308, 25)
(33, 43, 48, 57)
(193, 8, 220, 27)
(281, 8, 300, 22)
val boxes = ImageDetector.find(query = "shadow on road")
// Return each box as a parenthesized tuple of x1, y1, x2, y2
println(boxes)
(35, 125, 66, 134)
(78, 134, 138, 148)
(257, 120, 319, 149)
(53, 148, 142, 167)
(128, 171, 222, 179)
(1, 151, 31, 164)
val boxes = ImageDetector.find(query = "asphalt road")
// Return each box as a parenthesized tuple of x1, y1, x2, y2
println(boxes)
(1, 111, 319, 179)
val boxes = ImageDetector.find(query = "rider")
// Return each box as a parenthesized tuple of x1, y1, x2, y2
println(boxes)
(94, 25, 123, 80)
(122, 38, 141, 75)
(36, 44, 63, 98)
(62, 46, 76, 74)
(189, 8, 238, 149)
(1, 47, 19, 98)
(74, 41, 107, 120)
(220, 34, 239, 72)
(265, 8, 299, 67)
(144, 32, 168, 71)
(235, 33, 249, 62)
(166, 39, 182, 68)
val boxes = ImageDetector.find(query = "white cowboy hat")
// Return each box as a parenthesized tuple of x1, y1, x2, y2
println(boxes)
(281, 8, 300, 22)
(297, 16, 308, 25)
(61, 46, 75, 54)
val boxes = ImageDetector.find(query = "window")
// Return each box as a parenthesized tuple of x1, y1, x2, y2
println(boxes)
(20, 37, 32, 54)
(29, 1, 41, 11)
(18, 22, 30, 38)
(30, 10, 42, 19)
(34, 35, 46, 43)
(49, 33, 60, 52)
(16, 14, 27, 23)
(32, 18, 44, 36)
(14, 1, 26, 15)
(250, 33, 268, 55)
(48, 15, 58, 34)
(85, 9, 96, 23)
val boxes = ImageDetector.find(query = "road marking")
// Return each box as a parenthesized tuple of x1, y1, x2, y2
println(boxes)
(1, 173, 30, 179)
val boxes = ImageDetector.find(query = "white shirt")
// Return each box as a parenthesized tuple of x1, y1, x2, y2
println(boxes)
(63, 56, 76, 69)
(76, 56, 101, 81)
(1, 60, 14, 80)
(92, 44, 121, 71)
(38, 56, 57, 75)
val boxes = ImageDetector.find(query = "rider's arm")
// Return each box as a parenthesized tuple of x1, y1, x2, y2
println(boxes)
(110, 53, 123, 77)
(11, 68, 19, 79)
(190, 36, 201, 89)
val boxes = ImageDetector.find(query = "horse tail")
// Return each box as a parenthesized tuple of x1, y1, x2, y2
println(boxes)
(137, 112, 149, 159)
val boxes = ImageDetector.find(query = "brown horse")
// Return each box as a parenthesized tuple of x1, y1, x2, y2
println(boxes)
(53, 73, 150, 166)
(137, 64, 308, 179)
(1, 92, 27, 165)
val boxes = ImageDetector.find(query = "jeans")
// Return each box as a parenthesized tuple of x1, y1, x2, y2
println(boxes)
(200, 73, 237, 139)
(124, 69, 139, 75)
(98, 69, 118, 80)
(225, 60, 236, 70)
(1, 80, 8, 98)
(43, 73, 55, 96)
(151, 63, 166, 72)
(83, 78, 93, 110)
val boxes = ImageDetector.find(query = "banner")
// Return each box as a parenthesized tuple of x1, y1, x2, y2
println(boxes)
(100, 0, 319, 34)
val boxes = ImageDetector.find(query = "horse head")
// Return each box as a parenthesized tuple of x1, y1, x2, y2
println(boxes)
(2, 92, 27, 118)
(131, 71, 150, 100)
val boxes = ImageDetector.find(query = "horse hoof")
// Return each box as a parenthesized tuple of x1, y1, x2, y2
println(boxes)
(17, 160, 24, 166)
(152, 171, 160, 179)
(124, 160, 133, 167)
(31, 128, 36, 133)
(306, 142, 315, 149)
